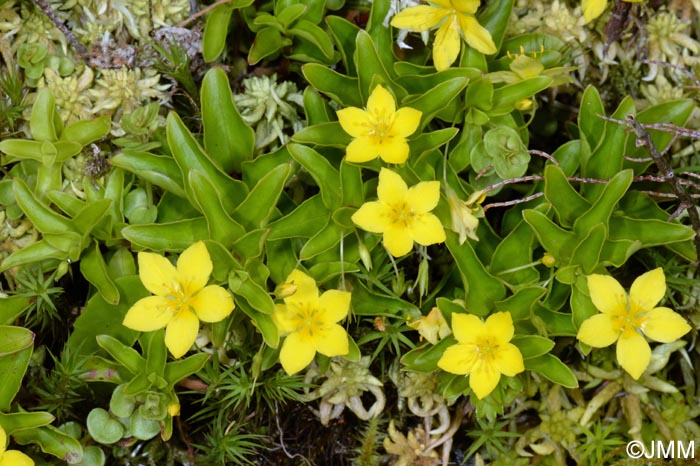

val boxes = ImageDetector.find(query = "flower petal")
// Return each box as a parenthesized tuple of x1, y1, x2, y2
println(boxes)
(582, 0, 606, 23)
(280, 332, 316, 375)
(123, 296, 173, 331)
(352, 201, 390, 233)
(165, 310, 200, 358)
(406, 181, 441, 213)
(450, 313, 484, 343)
(314, 324, 349, 357)
(438, 343, 476, 374)
(390, 5, 450, 32)
(587, 274, 627, 315)
(318, 290, 351, 323)
(576, 314, 618, 348)
(616, 330, 651, 379)
(176, 241, 212, 293)
(494, 343, 524, 377)
(337, 107, 371, 138)
(433, 15, 461, 71)
(629, 268, 666, 311)
(0, 450, 34, 466)
(367, 85, 396, 117)
(410, 213, 446, 247)
(457, 15, 497, 55)
(377, 168, 408, 206)
(383, 225, 415, 257)
(284, 270, 319, 307)
(450, 0, 480, 14)
(392, 107, 422, 138)
(469, 359, 501, 399)
(346, 137, 381, 163)
(138, 251, 177, 296)
(272, 304, 296, 334)
(0, 426, 5, 454)
(642, 307, 691, 343)
(191, 285, 234, 322)
(484, 312, 515, 344)
(377, 138, 410, 164)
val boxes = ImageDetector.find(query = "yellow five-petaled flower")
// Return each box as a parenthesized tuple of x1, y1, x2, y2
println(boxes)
(352, 168, 446, 257)
(576, 268, 691, 380)
(390, 0, 497, 71)
(0, 425, 33, 466)
(273, 270, 351, 375)
(337, 85, 422, 164)
(438, 312, 524, 399)
(123, 241, 235, 358)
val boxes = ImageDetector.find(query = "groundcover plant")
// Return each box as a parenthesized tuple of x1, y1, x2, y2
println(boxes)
(1, 0, 699, 464)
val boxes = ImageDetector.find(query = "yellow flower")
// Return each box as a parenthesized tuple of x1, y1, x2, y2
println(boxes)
(390, 0, 497, 71)
(122, 241, 235, 358)
(446, 187, 485, 245)
(0, 425, 33, 466)
(272, 270, 351, 375)
(582, 0, 642, 23)
(577, 268, 691, 379)
(352, 168, 446, 257)
(408, 307, 451, 345)
(337, 85, 422, 164)
(438, 312, 524, 399)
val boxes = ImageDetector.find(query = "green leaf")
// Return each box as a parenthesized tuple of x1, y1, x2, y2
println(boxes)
(164, 353, 209, 387)
(67, 276, 143, 357)
(401, 337, 455, 372)
(248, 27, 285, 64)
(302, 63, 362, 107)
(80, 242, 120, 305)
(292, 121, 352, 147)
(13, 178, 73, 233)
(121, 218, 210, 251)
(494, 287, 546, 321)
(403, 77, 469, 129)
(0, 240, 65, 272)
(236, 298, 279, 348)
(14, 425, 83, 463)
(188, 170, 245, 248)
(0, 329, 33, 410)
(202, 68, 255, 172)
(268, 194, 330, 240)
(0, 412, 54, 435)
(202, 3, 234, 62)
(477, 0, 513, 50)
(326, 15, 359, 76)
(233, 164, 291, 229)
(228, 270, 275, 315)
(524, 353, 578, 387)
(288, 143, 342, 208)
(490, 218, 538, 285)
(569, 224, 606, 275)
(110, 151, 186, 198)
(166, 112, 247, 211)
(446, 232, 506, 316)
(355, 30, 400, 101)
(544, 164, 590, 228)
(299, 220, 345, 260)
(578, 85, 606, 152)
(523, 208, 577, 262)
(95, 335, 144, 374)
(511, 335, 554, 359)
(573, 169, 633, 235)
(289, 20, 335, 61)
(61, 116, 111, 146)
(0, 296, 32, 325)
(30, 88, 61, 142)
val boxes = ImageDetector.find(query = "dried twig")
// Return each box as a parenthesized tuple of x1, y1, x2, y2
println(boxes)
(32, 0, 88, 58)
(625, 114, 700, 267)
(177, 0, 232, 28)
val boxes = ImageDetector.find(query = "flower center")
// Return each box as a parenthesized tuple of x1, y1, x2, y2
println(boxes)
(613, 300, 647, 335)
(367, 111, 394, 143)
(474, 336, 499, 363)
(388, 202, 415, 227)
(290, 304, 323, 338)
(165, 280, 196, 315)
